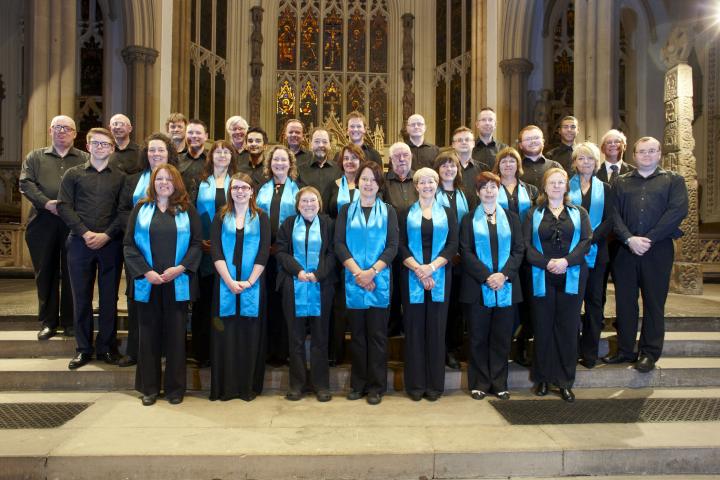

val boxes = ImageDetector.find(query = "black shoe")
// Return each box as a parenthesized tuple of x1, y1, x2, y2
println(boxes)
(634, 355, 656, 373)
(328, 359, 338, 368)
(471, 390, 486, 400)
(99, 352, 120, 365)
(195, 359, 211, 368)
(118, 355, 137, 367)
(560, 388, 575, 403)
(579, 358, 596, 369)
(62, 326, 75, 337)
(285, 391, 303, 401)
(346, 390, 364, 401)
(316, 391, 332, 402)
(496, 391, 511, 400)
(601, 353, 635, 364)
(68, 353, 92, 370)
(141, 395, 157, 406)
(408, 392, 423, 402)
(168, 395, 184, 405)
(446, 352, 460, 370)
(366, 392, 382, 405)
(535, 382, 549, 397)
(424, 392, 440, 402)
(37, 326, 57, 341)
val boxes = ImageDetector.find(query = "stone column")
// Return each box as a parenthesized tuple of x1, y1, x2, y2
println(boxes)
(401, 13, 415, 123)
(499, 58, 533, 139)
(248, 6, 264, 127)
(661, 27, 703, 295)
(122, 45, 159, 141)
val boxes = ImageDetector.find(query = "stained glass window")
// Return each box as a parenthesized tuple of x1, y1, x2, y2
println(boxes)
(550, 0, 574, 148)
(76, 0, 104, 149)
(275, 0, 389, 141)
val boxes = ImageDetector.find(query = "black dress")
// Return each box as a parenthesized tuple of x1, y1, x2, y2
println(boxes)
(209, 210, 271, 401)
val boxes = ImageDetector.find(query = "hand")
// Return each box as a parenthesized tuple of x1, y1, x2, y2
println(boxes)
(414, 264, 434, 280)
(355, 269, 376, 287)
(628, 236, 652, 256)
(485, 272, 506, 291)
(546, 258, 567, 274)
(45, 200, 59, 215)
(160, 265, 185, 282)
(297, 270, 310, 282)
(201, 239, 211, 253)
(363, 280, 376, 292)
(83, 232, 111, 250)
(421, 276, 435, 290)
(306, 272, 318, 283)
(144, 270, 164, 285)
(223, 278, 243, 294)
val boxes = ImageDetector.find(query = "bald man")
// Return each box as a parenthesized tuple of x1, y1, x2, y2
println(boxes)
(405, 114, 439, 171)
(20, 115, 88, 340)
(108, 113, 141, 175)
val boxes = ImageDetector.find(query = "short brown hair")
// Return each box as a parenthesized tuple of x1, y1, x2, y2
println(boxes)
(165, 112, 187, 129)
(140, 164, 190, 214)
(433, 151, 463, 190)
(536, 167, 570, 206)
(220, 172, 261, 220)
(358, 160, 384, 191)
(452, 126, 473, 138)
(492, 146, 524, 178)
(339, 143, 366, 173)
(346, 111, 366, 127)
(517, 125, 544, 144)
(202, 140, 238, 181)
(86, 127, 114, 145)
(295, 186, 323, 213)
(139, 133, 179, 171)
(475, 171, 501, 192)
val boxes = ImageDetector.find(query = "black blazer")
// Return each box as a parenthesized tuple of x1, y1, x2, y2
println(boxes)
(580, 180, 615, 266)
(596, 161, 635, 183)
(275, 213, 336, 290)
(458, 207, 524, 304)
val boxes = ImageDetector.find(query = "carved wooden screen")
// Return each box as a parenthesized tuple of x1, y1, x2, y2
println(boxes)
(434, 0, 472, 146)
(189, 0, 227, 140)
(76, 0, 104, 149)
(275, 0, 389, 142)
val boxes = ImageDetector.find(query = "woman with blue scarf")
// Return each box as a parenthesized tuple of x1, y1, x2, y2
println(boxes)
(118, 133, 178, 369)
(209, 172, 271, 401)
(257, 145, 302, 367)
(123, 165, 202, 406)
(398, 167, 458, 401)
(433, 151, 473, 371)
(190, 140, 236, 369)
(334, 161, 399, 405)
(460, 172, 524, 401)
(276, 186, 336, 402)
(492, 146, 538, 367)
(568, 143, 615, 369)
(523, 167, 591, 403)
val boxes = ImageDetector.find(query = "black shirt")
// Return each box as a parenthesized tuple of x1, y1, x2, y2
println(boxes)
(109, 141, 142, 175)
(325, 180, 357, 218)
(472, 137, 507, 171)
(19, 146, 88, 222)
(236, 155, 267, 188)
(383, 170, 418, 213)
(398, 206, 458, 265)
(298, 156, 342, 206)
(292, 147, 311, 168)
(178, 150, 207, 193)
(334, 201, 399, 267)
(406, 140, 440, 171)
(333, 143, 383, 168)
(613, 168, 688, 244)
(520, 155, 563, 189)
(500, 182, 538, 219)
(546, 143, 574, 173)
(210, 210, 271, 268)
(579, 180, 615, 265)
(57, 161, 126, 238)
(275, 214, 336, 283)
(459, 159, 482, 197)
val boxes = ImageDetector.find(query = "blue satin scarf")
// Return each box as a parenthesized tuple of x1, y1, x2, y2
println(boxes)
(498, 183, 531, 223)
(436, 189, 469, 224)
(219, 209, 261, 317)
(132, 170, 152, 205)
(133, 203, 190, 303)
(257, 178, 299, 227)
(336, 175, 353, 212)
(406, 201, 448, 303)
(292, 215, 322, 317)
(196, 174, 230, 239)
(531, 206, 581, 297)
(568, 175, 604, 268)
(345, 198, 390, 309)
(473, 206, 512, 307)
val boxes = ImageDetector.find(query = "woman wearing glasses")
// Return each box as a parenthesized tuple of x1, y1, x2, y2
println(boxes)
(523, 167, 591, 402)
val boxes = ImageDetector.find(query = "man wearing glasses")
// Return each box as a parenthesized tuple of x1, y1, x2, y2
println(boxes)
(108, 114, 141, 175)
(58, 128, 126, 370)
(517, 125, 562, 188)
(20, 115, 88, 341)
(604, 137, 688, 373)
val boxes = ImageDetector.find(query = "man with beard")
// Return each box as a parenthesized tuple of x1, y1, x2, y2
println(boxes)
(166, 112, 188, 155)
(177, 119, 208, 192)
(517, 125, 562, 188)
(237, 127, 268, 187)
(298, 128, 341, 211)
(108, 114, 141, 175)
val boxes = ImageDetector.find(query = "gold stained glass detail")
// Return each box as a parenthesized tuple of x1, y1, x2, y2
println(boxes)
(277, 80, 296, 114)
(300, 11, 319, 69)
(299, 80, 317, 116)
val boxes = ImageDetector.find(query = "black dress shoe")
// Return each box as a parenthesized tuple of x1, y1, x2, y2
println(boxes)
(346, 390, 364, 401)
(601, 353, 635, 364)
(535, 382, 549, 396)
(37, 326, 57, 341)
(446, 352, 461, 370)
(408, 392, 423, 401)
(141, 395, 157, 406)
(285, 391, 303, 401)
(424, 392, 440, 402)
(316, 391, 332, 402)
(471, 390, 486, 400)
(62, 326, 75, 337)
(168, 395, 184, 405)
(560, 388, 575, 403)
(99, 352, 120, 365)
(68, 353, 92, 370)
(118, 355, 137, 367)
(366, 392, 382, 405)
(634, 355, 656, 373)
(579, 358, 596, 369)
(496, 391, 511, 400)
(195, 359, 211, 368)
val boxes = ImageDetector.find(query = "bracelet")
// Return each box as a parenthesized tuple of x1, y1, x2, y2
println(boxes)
(371, 266, 379, 275)
(430, 264, 436, 272)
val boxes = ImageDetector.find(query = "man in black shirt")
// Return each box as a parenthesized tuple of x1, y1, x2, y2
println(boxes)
(545, 116, 578, 172)
(298, 128, 342, 209)
(166, 112, 188, 155)
(108, 114, 141, 175)
(452, 126, 482, 196)
(518, 125, 562, 188)
(19, 115, 88, 340)
(603, 136, 688, 372)
(405, 113, 439, 171)
(472, 108, 507, 169)
(57, 128, 126, 370)
(178, 119, 208, 193)
(237, 127, 268, 187)
(334, 111, 383, 167)
(282, 118, 311, 167)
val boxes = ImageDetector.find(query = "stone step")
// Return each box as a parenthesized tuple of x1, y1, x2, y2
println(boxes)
(1, 357, 720, 392)
(0, 331, 127, 357)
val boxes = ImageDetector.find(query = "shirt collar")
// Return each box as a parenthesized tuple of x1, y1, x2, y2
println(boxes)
(475, 137, 497, 149)
(387, 169, 414, 182)
(629, 166, 664, 179)
(523, 155, 547, 164)
(44, 146, 83, 158)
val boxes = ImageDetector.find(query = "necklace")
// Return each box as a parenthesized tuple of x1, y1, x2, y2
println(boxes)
(445, 190, 455, 201)
(549, 204, 564, 215)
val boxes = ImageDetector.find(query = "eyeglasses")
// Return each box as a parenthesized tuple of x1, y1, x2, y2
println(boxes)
(110, 121, 128, 127)
(231, 185, 252, 192)
(89, 141, 113, 149)
(636, 149, 660, 156)
(605, 139, 623, 146)
(522, 136, 542, 143)
(52, 125, 75, 133)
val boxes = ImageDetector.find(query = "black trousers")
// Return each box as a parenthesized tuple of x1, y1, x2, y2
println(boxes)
(403, 294, 449, 396)
(125, 298, 139, 359)
(329, 277, 348, 364)
(282, 284, 333, 393)
(265, 255, 288, 362)
(66, 235, 122, 355)
(445, 271, 464, 356)
(191, 273, 213, 363)
(348, 307, 389, 394)
(530, 285, 583, 388)
(465, 303, 515, 393)
(579, 262, 608, 363)
(135, 283, 187, 398)
(613, 239, 674, 361)
(601, 238, 622, 309)
(25, 213, 73, 329)
(514, 265, 534, 350)
(388, 258, 404, 336)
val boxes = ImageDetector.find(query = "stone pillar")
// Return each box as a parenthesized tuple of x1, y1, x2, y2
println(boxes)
(171, 0, 191, 114)
(661, 27, 703, 295)
(499, 58, 533, 139)
(122, 45, 159, 141)
(401, 13, 415, 123)
(248, 6, 264, 127)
